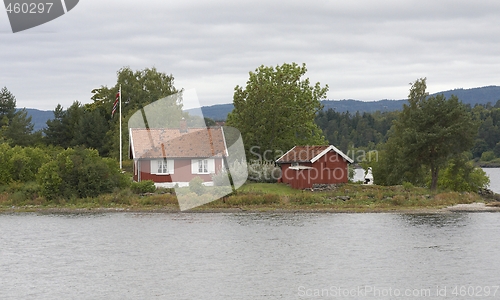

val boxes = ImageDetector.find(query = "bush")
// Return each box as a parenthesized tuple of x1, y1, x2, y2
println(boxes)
(0, 143, 14, 185)
(2, 181, 42, 206)
(37, 161, 63, 200)
(481, 151, 496, 162)
(402, 181, 414, 191)
(189, 176, 205, 195)
(247, 161, 281, 183)
(0, 144, 52, 185)
(438, 156, 490, 192)
(37, 147, 129, 200)
(130, 180, 156, 194)
(10, 146, 50, 182)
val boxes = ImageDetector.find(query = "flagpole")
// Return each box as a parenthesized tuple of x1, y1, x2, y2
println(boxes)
(119, 84, 122, 170)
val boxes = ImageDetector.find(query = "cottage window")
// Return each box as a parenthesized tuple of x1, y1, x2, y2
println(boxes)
(158, 160, 168, 174)
(291, 162, 299, 167)
(151, 159, 174, 175)
(191, 158, 215, 174)
(198, 159, 208, 173)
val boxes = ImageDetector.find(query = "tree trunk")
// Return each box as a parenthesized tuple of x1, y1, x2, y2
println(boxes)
(430, 165, 439, 191)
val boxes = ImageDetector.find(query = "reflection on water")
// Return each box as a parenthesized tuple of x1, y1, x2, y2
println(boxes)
(398, 213, 470, 228)
(228, 212, 309, 227)
(1, 212, 500, 299)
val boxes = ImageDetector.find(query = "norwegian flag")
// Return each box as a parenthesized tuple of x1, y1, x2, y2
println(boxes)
(111, 92, 119, 117)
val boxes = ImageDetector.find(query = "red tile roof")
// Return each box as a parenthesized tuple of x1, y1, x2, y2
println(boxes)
(276, 145, 353, 164)
(129, 127, 227, 159)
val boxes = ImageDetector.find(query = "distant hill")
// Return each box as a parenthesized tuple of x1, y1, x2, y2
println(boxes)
(25, 85, 500, 130)
(325, 86, 500, 113)
(188, 86, 500, 121)
(185, 103, 234, 120)
(16, 108, 53, 132)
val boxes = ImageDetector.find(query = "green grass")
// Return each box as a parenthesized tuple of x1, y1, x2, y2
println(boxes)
(238, 182, 303, 195)
(0, 182, 488, 213)
(199, 182, 483, 212)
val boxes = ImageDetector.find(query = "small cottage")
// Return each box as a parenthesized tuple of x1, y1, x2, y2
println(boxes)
(129, 126, 228, 187)
(276, 145, 353, 189)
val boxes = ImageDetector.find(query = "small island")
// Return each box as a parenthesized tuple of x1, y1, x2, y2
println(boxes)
(1, 67, 500, 213)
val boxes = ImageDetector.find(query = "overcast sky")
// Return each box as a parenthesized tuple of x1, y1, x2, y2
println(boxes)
(2, 0, 500, 110)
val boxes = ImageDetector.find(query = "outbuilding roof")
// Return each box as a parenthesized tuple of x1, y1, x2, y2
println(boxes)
(276, 145, 354, 164)
(129, 127, 227, 159)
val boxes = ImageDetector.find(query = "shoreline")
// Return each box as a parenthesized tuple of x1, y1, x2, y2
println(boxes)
(2, 202, 500, 214)
(2, 182, 499, 215)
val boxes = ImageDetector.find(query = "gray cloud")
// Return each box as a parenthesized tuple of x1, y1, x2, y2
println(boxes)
(2, 0, 500, 110)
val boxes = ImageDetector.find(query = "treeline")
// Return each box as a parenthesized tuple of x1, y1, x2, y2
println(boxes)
(315, 100, 500, 162)
(1, 67, 184, 157)
(315, 110, 398, 151)
(470, 102, 500, 160)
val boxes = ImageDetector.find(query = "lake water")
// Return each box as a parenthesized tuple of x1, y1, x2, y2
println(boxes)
(483, 168, 500, 193)
(2, 212, 500, 299)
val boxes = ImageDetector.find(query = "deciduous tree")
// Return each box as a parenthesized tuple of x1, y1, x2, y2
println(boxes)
(227, 63, 328, 160)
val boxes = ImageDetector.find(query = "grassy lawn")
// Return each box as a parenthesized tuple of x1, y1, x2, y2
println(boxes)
(0, 181, 489, 213)
(237, 182, 303, 195)
(200, 182, 484, 212)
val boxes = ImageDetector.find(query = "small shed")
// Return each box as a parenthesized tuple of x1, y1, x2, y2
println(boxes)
(276, 145, 354, 189)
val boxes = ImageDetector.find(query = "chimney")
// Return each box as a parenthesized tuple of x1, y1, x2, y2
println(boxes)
(180, 117, 188, 133)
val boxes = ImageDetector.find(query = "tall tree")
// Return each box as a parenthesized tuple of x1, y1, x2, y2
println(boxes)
(3, 109, 35, 146)
(0, 87, 38, 146)
(227, 63, 328, 160)
(44, 67, 180, 159)
(0, 86, 16, 121)
(44, 104, 67, 146)
(43, 101, 85, 148)
(90, 66, 179, 118)
(76, 108, 109, 155)
(378, 78, 478, 190)
(90, 66, 180, 159)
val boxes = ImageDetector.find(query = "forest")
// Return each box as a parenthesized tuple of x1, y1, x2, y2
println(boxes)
(315, 101, 500, 164)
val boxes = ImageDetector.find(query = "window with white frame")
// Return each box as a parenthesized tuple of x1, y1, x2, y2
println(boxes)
(151, 159, 174, 175)
(158, 160, 168, 174)
(191, 158, 215, 174)
(198, 159, 208, 174)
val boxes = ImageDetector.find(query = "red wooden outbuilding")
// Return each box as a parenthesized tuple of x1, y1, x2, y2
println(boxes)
(276, 145, 353, 189)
